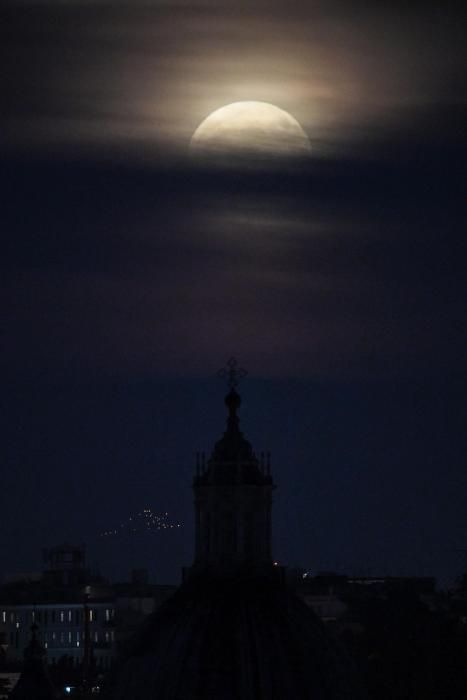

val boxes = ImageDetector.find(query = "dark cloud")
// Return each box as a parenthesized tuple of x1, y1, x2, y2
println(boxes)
(2, 137, 465, 381)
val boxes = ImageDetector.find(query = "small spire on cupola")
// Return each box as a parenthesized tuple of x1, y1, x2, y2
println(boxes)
(217, 356, 248, 391)
(218, 357, 246, 433)
(224, 386, 241, 433)
(210, 358, 254, 462)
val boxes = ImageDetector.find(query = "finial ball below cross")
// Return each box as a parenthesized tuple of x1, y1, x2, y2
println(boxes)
(218, 357, 248, 390)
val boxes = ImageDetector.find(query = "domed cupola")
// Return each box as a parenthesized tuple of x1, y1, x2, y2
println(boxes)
(192, 359, 274, 575)
(104, 361, 364, 700)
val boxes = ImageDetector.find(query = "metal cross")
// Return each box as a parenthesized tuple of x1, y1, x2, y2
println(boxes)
(217, 357, 248, 389)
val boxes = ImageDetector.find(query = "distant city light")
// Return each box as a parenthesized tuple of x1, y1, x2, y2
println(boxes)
(99, 508, 182, 538)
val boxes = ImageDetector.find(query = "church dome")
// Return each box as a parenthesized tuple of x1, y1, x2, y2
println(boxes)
(105, 361, 363, 699)
(107, 573, 360, 700)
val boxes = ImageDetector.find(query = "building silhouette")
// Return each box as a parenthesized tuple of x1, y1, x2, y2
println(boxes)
(106, 363, 362, 699)
(0, 546, 176, 694)
(191, 385, 274, 576)
(4, 366, 467, 697)
(0, 544, 115, 672)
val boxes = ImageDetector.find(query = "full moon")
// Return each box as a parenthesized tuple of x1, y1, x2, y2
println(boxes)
(190, 101, 310, 159)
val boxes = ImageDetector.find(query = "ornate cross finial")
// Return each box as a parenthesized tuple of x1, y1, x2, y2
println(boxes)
(217, 357, 248, 390)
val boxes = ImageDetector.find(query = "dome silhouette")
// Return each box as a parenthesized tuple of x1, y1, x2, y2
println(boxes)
(107, 574, 360, 699)
(105, 363, 363, 699)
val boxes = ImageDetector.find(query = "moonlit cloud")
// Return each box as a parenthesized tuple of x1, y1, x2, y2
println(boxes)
(1, 0, 464, 157)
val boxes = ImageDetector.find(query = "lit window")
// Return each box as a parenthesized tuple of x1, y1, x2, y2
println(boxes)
(2, 611, 5, 623)
(105, 609, 110, 622)
(89, 610, 93, 622)
(94, 631, 98, 643)
(60, 611, 65, 623)
(68, 610, 72, 622)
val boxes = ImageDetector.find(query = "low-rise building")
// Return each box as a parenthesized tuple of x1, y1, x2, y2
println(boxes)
(0, 544, 177, 694)
(0, 545, 115, 673)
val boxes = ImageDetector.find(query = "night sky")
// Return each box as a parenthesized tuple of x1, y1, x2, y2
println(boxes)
(1, 0, 466, 586)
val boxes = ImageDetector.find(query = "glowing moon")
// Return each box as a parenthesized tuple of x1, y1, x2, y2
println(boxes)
(190, 101, 310, 159)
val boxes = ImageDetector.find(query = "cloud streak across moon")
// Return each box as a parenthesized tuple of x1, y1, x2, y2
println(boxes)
(190, 101, 311, 162)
